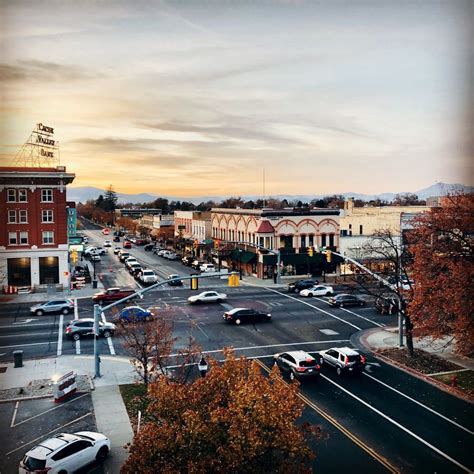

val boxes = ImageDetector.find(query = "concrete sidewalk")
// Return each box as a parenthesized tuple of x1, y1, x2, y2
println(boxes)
(0, 355, 136, 471)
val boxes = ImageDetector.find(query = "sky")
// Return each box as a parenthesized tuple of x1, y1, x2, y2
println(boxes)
(0, 0, 472, 198)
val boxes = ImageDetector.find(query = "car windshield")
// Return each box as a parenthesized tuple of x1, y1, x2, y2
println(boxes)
(23, 456, 46, 470)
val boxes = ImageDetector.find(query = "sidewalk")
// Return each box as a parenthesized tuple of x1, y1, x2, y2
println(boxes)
(0, 355, 136, 471)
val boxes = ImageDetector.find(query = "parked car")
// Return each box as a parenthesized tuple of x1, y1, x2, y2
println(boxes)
(65, 318, 116, 340)
(116, 306, 153, 322)
(118, 251, 130, 262)
(140, 269, 158, 284)
(319, 347, 366, 375)
(144, 243, 155, 252)
(299, 285, 334, 297)
(103, 240, 112, 247)
(102, 228, 110, 235)
(125, 257, 139, 269)
(223, 307, 271, 325)
(328, 294, 366, 308)
(19, 431, 110, 474)
(92, 287, 135, 305)
(165, 252, 179, 260)
(123, 241, 132, 249)
(191, 260, 206, 270)
(90, 255, 101, 262)
(157, 249, 168, 257)
(188, 291, 227, 304)
(113, 247, 121, 254)
(273, 351, 320, 381)
(288, 279, 318, 293)
(30, 299, 74, 316)
(129, 263, 143, 276)
(135, 239, 149, 246)
(167, 274, 183, 286)
(200, 263, 216, 273)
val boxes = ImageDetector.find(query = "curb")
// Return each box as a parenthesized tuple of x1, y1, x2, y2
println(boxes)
(0, 394, 53, 403)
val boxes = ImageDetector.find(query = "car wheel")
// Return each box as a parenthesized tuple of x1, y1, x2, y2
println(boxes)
(326, 292, 332, 296)
(62, 308, 70, 315)
(336, 366, 342, 376)
(289, 371, 296, 381)
(145, 315, 151, 322)
(340, 303, 344, 308)
(216, 299, 222, 303)
(96, 446, 109, 462)
(319, 357, 324, 365)
(360, 302, 365, 306)
(308, 293, 313, 297)
(103, 330, 111, 338)
(73, 333, 80, 341)
(35, 310, 44, 316)
(58, 470, 67, 474)
(235, 319, 241, 325)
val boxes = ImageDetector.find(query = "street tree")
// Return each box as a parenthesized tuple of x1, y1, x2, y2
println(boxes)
(122, 350, 318, 473)
(103, 185, 118, 212)
(408, 193, 474, 355)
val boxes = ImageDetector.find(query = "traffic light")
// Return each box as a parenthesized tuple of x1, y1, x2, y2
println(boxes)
(326, 249, 332, 263)
(307, 246, 314, 257)
(193, 240, 199, 248)
(214, 239, 220, 249)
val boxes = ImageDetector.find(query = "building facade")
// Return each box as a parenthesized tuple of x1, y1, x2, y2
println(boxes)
(211, 208, 340, 279)
(0, 166, 75, 290)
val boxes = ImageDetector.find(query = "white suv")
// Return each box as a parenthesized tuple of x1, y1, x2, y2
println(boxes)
(19, 431, 110, 473)
(200, 263, 216, 273)
(140, 269, 158, 284)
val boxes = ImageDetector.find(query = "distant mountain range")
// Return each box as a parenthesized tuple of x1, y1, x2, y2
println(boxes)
(66, 182, 473, 205)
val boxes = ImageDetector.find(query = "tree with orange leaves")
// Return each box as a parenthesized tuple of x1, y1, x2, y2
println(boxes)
(122, 350, 317, 473)
(408, 194, 474, 355)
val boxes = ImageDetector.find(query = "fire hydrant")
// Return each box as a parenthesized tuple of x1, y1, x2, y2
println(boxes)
(451, 375, 458, 388)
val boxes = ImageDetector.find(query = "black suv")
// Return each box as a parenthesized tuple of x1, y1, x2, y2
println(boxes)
(319, 347, 366, 375)
(288, 279, 318, 293)
(223, 308, 272, 325)
(328, 294, 365, 307)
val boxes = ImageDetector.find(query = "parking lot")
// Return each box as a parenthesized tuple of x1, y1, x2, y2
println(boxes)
(0, 392, 102, 474)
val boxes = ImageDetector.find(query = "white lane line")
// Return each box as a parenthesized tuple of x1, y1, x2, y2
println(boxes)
(264, 287, 362, 330)
(169, 339, 351, 358)
(0, 332, 59, 338)
(321, 299, 385, 328)
(6, 412, 93, 456)
(363, 372, 474, 435)
(10, 401, 19, 428)
(0, 342, 58, 349)
(321, 374, 472, 473)
(57, 315, 63, 356)
(0, 322, 56, 329)
(74, 299, 80, 355)
(100, 312, 115, 355)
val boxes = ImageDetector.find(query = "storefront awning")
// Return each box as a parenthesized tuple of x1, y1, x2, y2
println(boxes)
(230, 250, 257, 264)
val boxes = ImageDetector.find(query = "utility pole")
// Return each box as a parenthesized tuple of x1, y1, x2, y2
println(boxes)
(93, 304, 101, 378)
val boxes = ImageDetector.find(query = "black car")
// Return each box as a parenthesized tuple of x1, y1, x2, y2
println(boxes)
(144, 243, 155, 251)
(273, 350, 321, 381)
(223, 308, 271, 325)
(328, 294, 366, 308)
(65, 318, 116, 341)
(113, 236, 120, 242)
(287, 279, 318, 293)
(167, 274, 183, 286)
(181, 256, 194, 266)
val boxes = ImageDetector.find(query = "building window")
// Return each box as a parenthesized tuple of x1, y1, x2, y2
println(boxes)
(42, 210, 54, 223)
(8, 210, 16, 223)
(349, 224, 352, 230)
(18, 189, 27, 202)
(42, 231, 54, 244)
(41, 189, 53, 202)
(359, 225, 363, 235)
(8, 232, 17, 245)
(341, 230, 348, 236)
(7, 189, 16, 202)
(19, 232, 28, 245)
(321, 233, 327, 247)
(19, 210, 28, 223)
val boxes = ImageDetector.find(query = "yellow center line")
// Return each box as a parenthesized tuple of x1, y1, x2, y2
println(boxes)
(255, 359, 399, 474)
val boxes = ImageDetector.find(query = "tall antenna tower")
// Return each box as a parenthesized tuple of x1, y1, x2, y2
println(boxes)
(10, 123, 60, 168)
(262, 168, 266, 208)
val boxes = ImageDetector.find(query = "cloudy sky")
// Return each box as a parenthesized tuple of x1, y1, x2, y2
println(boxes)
(1, 1, 472, 197)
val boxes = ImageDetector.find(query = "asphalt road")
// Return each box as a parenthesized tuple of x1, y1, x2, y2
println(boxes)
(0, 222, 472, 473)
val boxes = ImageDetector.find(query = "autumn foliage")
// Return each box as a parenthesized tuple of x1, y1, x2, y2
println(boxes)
(122, 351, 317, 473)
(408, 194, 474, 355)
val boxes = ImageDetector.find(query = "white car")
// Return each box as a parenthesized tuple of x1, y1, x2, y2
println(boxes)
(83, 246, 97, 256)
(90, 255, 101, 262)
(103, 240, 112, 247)
(299, 285, 334, 297)
(157, 249, 168, 257)
(188, 291, 227, 304)
(113, 247, 121, 254)
(125, 257, 139, 269)
(19, 431, 110, 474)
(200, 263, 216, 273)
(140, 269, 158, 284)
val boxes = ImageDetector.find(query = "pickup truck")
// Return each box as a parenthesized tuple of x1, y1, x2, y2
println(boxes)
(92, 287, 136, 305)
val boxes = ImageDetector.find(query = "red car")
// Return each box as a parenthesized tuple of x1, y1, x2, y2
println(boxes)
(123, 241, 132, 249)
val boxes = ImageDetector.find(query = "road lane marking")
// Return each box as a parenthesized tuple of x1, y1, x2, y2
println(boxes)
(0, 332, 59, 338)
(320, 300, 385, 327)
(362, 372, 474, 435)
(0, 322, 57, 329)
(6, 412, 93, 456)
(0, 342, 58, 348)
(10, 401, 19, 428)
(263, 287, 362, 330)
(255, 359, 398, 474)
(57, 314, 63, 356)
(321, 374, 472, 473)
(74, 299, 80, 355)
(101, 312, 115, 355)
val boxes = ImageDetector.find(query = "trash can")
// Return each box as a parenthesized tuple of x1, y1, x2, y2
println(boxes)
(92, 280, 98, 289)
(13, 350, 23, 368)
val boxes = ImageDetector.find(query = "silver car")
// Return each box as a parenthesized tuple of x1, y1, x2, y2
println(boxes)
(30, 299, 74, 316)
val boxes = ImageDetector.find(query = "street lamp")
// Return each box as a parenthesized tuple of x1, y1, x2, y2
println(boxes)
(238, 249, 243, 280)
(198, 355, 208, 377)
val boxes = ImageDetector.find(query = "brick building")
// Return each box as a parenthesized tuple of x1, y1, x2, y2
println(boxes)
(0, 166, 76, 290)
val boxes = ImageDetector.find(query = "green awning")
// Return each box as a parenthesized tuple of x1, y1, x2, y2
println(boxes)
(263, 253, 325, 266)
(230, 250, 257, 264)
(202, 239, 214, 245)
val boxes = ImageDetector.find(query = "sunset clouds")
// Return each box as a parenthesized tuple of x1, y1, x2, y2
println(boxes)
(1, 1, 472, 197)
